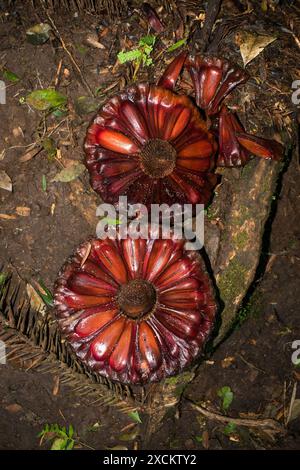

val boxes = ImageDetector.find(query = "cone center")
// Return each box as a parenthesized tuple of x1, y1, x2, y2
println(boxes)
(117, 279, 156, 319)
(140, 138, 177, 178)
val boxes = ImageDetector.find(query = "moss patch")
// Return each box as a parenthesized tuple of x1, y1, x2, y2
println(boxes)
(233, 230, 249, 250)
(218, 258, 248, 303)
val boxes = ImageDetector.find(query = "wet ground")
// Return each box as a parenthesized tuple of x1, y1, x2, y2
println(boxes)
(0, 0, 299, 450)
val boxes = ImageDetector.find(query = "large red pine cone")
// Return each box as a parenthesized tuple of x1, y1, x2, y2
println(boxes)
(54, 235, 217, 384)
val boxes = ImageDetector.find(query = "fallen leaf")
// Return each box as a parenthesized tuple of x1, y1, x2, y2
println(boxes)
(51, 438, 67, 450)
(85, 33, 105, 49)
(42, 175, 47, 191)
(294, 371, 300, 381)
(128, 410, 142, 424)
(217, 386, 234, 411)
(19, 146, 41, 162)
(26, 23, 51, 45)
(5, 404, 22, 413)
(42, 137, 56, 159)
(221, 356, 235, 368)
(167, 38, 187, 53)
(12, 126, 24, 138)
(26, 283, 46, 313)
(289, 399, 300, 423)
(0, 170, 12, 192)
(0, 149, 5, 161)
(51, 162, 86, 183)
(238, 32, 277, 66)
(223, 422, 237, 435)
(26, 89, 67, 111)
(0, 213, 16, 220)
(202, 430, 209, 449)
(3, 69, 20, 83)
(16, 206, 31, 217)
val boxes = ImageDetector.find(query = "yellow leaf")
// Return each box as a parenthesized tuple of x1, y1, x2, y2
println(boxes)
(239, 31, 277, 66)
(16, 206, 31, 217)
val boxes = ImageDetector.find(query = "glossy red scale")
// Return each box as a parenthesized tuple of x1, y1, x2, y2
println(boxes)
(54, 236, 217, 384)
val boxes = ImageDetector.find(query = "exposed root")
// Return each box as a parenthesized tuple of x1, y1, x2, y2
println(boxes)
(186, 398, 284, 434)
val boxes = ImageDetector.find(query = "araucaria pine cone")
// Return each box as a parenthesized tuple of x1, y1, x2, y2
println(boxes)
(84, 52, 283, 209)
(54, 236, 217, 384)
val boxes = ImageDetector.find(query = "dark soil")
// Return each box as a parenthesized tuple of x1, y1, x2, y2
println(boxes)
(0, 0, 299, 450)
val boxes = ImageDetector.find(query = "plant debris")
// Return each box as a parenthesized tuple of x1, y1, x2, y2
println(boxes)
(237, 31, 277, 66)
(0, 170, 12, 192)
(51, 162, 86, 183)
(26, 23, 51, 45)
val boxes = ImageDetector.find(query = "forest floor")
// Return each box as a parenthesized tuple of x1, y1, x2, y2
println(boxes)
(0, 0, 299, 450)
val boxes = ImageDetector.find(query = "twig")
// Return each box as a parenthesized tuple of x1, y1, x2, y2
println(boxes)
(238, 353, 266, 374)
(41, 6, 94, 97)
(54, 59, 63, 88)
(286, 382, 297, 426)
(186, 399, 284, 433)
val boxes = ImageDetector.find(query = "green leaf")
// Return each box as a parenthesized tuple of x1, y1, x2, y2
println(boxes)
(42, 175, 47, 192)
(3, 69, 20, 83)
(51, 162, 86, 183)
(167, 38, 187, 53)
(195, 435, 203, 443)
(217, 386, 234, 412)
(42, 137, 56, 159)
(139, 35, 156, 47)
(33, 279, 54, 308)
(128, 411, 142, 424)
(143, 56, 153, 66)
(51, 438, 68, 450)
(26, 89, 67, 111)
(68, 425, 74, 439)
(223, 422, 237, 436)
(65, 439, 75, 450)
(117, 49, 142, 64)
(52, 108, 68, 118)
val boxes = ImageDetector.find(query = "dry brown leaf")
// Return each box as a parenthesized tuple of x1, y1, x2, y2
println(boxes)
(26, 283, 46, 313)
(0, 213, 16, 220)
(221, 356, 235, 368)
(12, 126, 24, 139)
(52, 376, 60, 396)
(238, 32, 277, 66)
(202, 430, 209, 449)
(293, 371, 300, 381)
(19, 146, 41, 162)
(16, 206, 31, 217)
(0, 170, 12, 192)
(85, 33, 105, 49)
(5, 403, 22, 413)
